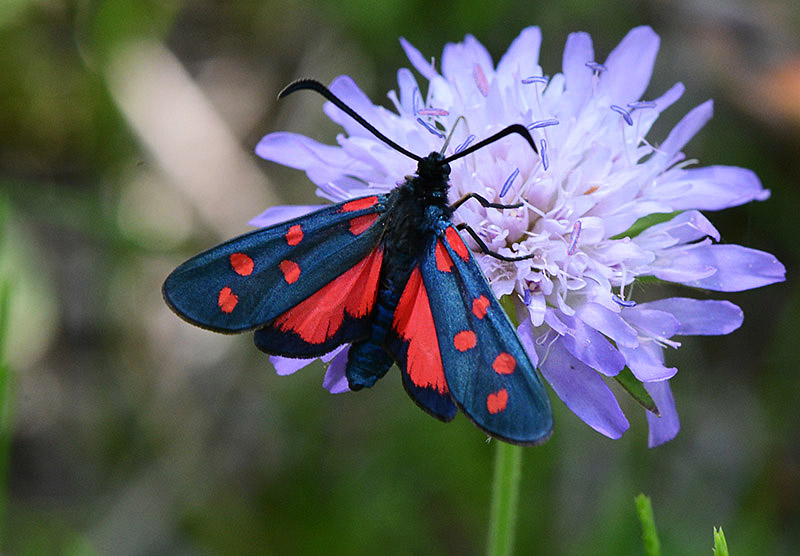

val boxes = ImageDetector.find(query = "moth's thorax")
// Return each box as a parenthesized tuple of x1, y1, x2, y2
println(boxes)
(409, 151, 451, 205)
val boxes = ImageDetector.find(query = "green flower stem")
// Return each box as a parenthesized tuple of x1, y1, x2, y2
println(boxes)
(635, 493, 662, 556)
(486, 441, 523, 556)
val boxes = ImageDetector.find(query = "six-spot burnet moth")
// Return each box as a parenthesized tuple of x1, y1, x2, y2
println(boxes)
(163, 79, 553, 444)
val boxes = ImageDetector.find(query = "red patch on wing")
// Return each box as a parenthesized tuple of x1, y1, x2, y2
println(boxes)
(472, 295, 489, 319)
(435, 240, 454, 272)
(279, 260, 300, 284)
(340, 196, 378, 213)
(492, 353, 516, 375)
(272, 248, 383, 344)
(453, 330, 477, 352)
(445, 227, 469, 261)
(230, 253, 254, 276)
(218, 286, 238, 313)
(392, 267, 448, 394)
(285, 225, 303, 246)
(487, 389, 509, 414)
(349, 213, 378, 236)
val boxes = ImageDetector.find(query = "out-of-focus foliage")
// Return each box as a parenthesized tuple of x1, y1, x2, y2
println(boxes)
(0, 1, 797, 554)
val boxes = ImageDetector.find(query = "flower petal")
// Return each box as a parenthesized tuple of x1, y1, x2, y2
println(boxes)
(270, 355, 315, 376)
(575, 303, 639, 348)
(555, 311, 626, 376)
(399, 37, 438, 80)
(644, 380, 680, 447)
(249, 205, 323, 228)
(651, 100, 714, 171)
(623, 307, 681, 340)
(619, 342, 677, 382)
(601, 26, 660, 104)
(660, 165, 770, 211)
(517, 319, 540, 368)
(539, 339, 629, 438)
(561, 31, 594, 110)
(639, 298, 743, 336)
(323, 346, 350, 393)
(442, 34, 495, 101)
(496, 26, 543, 87)
(664, 244, 786, 291)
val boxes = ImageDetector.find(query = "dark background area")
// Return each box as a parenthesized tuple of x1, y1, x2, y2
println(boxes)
(0, 1, 797, 554)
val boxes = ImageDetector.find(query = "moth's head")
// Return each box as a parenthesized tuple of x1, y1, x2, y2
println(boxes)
(416, 151, 451, 182)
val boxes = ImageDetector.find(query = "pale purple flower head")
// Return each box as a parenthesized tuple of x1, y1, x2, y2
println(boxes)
(254, 27, 785, 446)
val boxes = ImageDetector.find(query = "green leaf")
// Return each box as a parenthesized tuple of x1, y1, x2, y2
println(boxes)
(713, 527, 730, 556)
(611, 212, 679, 239)
(614, 368, 660, 416)
(635, 494, 662, 556)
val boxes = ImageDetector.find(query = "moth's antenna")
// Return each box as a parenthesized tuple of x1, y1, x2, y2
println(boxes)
(279, 79, 423, 163)
(442, 124, 539, 164)
(442, 124, 538, 165)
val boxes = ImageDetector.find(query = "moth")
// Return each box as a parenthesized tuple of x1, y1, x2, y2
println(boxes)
(163, 79, 553, 444)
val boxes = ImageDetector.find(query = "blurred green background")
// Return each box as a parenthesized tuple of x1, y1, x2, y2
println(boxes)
(0, 0, 797, 554)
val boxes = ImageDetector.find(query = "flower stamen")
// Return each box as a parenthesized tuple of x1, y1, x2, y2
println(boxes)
(628, 100, 657, 110)
(540, 139, 549, 171)
(500, 168, 519, 198)
(585, 61, 607, 73)
(417, 107, 450, 116)
(454, 134, 476, 154)
(473, 64, 489, 97)
(416, 117, 444, 138)
(521, 75, 549, 85)
(612, 294, 637, 308)
(567, 220, 581, 256)
(527, 118, 559, 130)
(610, 104, 634, 126)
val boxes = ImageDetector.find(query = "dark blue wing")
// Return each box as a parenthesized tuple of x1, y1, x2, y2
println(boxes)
(419, 225, 553, 445)
(163, 196, 388, 352)
(384, 268, 458, 422)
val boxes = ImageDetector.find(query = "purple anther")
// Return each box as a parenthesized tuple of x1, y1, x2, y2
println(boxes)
(417, 108, 450, 117)
(500, 168, 520, 198)
(454, 134, 476, 154)
(612, 294, 637, 308)
(412, 87, 421, 115)
(527, 118, 559, 130)
(522, 75, 549, 85)
(540, 139, 549, 171)
(473, 64, 489, 97)
(627, 100, 657, 110)
(610, 104, 633, 126)
(523, 289, 532, 305)
(567, 220, 581, 256)
(416, 117, 444, 138)
(585, 61, 607, 73)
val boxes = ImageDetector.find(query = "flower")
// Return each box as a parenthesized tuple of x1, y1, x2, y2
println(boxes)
(254, 26, 785, 446)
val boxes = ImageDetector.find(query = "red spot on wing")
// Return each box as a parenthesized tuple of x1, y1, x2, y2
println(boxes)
(279, 260, 300, 284)
(445, 227, 470, 261)
(453, 330, 477, 352)
(435, 240, 453, 272)
(487, 389, 509, 414)
(472, 295, 490, 319)
(273, 248, 383, 344)
(492, 353, 516, 375)
(349, 213, 378, 236)
(230, 253, 254, 276)
(392, 268, 448, 394)
(285, 225, 303, 246)
(340, 196, 378, 212)
(218, 286, 238, 313)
